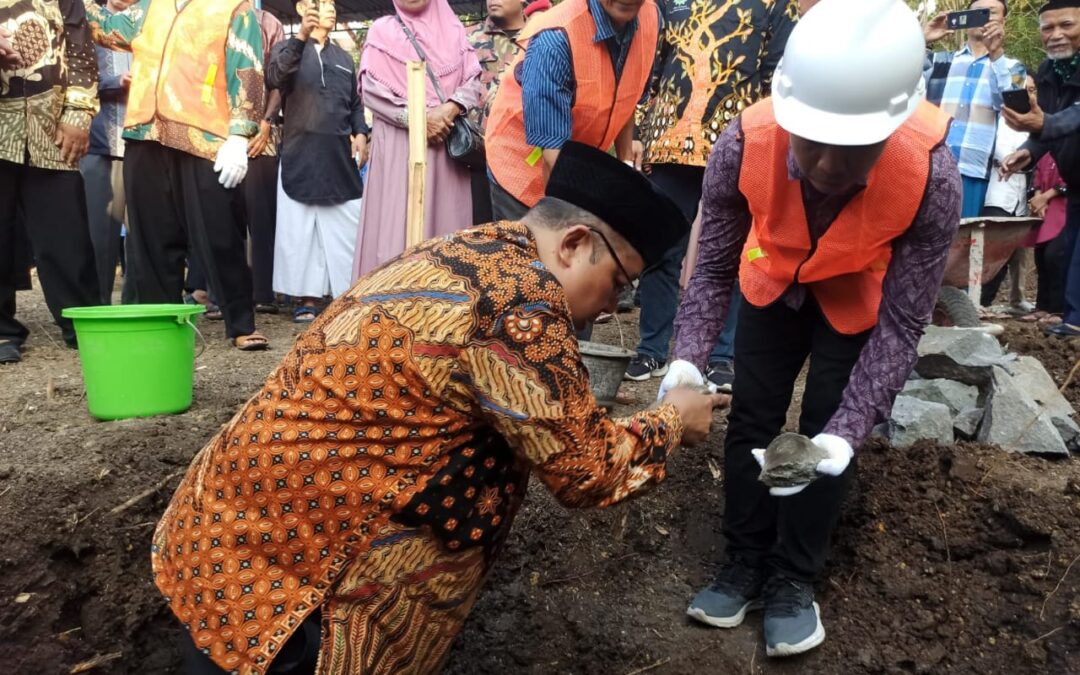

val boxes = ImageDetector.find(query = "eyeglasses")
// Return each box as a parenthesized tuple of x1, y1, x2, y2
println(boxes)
(588, 227, 633, 296)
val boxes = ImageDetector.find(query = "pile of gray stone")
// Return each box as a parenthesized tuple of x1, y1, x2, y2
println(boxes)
(878, 327, 1078, 456)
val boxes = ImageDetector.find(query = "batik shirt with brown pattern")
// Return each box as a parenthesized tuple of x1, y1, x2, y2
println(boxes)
(152, 222, 684, 674)
(0, 0, 99, 170)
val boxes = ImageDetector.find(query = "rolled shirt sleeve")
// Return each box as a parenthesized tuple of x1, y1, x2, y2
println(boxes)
(265, 37, 304, 93)
(520, 29, 574, 149)
(225, 3, 264, 138)
(61, 0, 100, 129)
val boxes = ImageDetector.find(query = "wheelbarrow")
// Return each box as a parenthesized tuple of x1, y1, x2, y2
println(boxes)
(934, 216, 1041, 327)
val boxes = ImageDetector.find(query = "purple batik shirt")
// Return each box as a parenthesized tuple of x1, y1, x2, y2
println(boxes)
(672, 117, 962, 449)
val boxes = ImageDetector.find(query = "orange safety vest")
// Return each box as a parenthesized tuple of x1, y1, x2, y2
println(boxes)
(738, 99, 951, 335)
(125, 0, 244, 140)
(485, 0, 659, 207)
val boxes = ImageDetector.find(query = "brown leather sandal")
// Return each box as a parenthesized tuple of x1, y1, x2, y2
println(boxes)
(234, 333, 270, 351)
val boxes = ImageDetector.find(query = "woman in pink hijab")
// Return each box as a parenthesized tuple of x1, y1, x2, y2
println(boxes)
(352, 0, 484, 279)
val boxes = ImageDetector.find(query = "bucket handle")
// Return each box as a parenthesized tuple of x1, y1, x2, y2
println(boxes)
(182, 315, 208, 360)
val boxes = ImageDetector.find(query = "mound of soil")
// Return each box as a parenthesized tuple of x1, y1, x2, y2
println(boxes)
(1, 292, 1077, 674)
(441, 438, 1080, 675)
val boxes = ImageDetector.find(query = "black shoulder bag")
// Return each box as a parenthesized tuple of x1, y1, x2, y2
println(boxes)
(395, 16, 486, 168)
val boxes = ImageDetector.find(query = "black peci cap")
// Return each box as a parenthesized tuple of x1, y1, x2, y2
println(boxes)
(544, 142, 690, 269)
(1040, 0, 1080, 13)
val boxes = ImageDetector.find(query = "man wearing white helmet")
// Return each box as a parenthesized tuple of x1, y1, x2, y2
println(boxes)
(663, 0, 961, 657)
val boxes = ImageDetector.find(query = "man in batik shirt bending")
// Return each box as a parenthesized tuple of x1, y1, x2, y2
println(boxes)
(154, 142, 727, 675)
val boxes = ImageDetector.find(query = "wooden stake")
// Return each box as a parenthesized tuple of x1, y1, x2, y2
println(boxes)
(625, 657, 671, 675)
(108, 470, 183, 515)
(70, 652, 122, 674)
(406, 61, 427, 249)
(1059, 355, 1080, 393)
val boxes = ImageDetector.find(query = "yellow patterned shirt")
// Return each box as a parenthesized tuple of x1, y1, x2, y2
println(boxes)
(82, 0, 263, 161)
(641, 0, 797, 167)
(151, 221, 684, 674)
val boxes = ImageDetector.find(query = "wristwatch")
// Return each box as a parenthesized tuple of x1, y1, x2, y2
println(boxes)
(1056, 185, 1069, 196)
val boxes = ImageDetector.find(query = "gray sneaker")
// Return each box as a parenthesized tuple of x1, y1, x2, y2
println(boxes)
(762, 576, 825, 657)
(686, 558, 765, 628)
(705, 360, 734, 393)
(624, 354, 668, 381)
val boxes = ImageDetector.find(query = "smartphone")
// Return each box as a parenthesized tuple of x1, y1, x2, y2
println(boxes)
(946, 8, 990, 30)
(1002, 88, 1032, 114)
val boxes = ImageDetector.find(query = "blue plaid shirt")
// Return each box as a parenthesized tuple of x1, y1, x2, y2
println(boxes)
(924, 45, 1026, 180)
(518, 0, 657, 148)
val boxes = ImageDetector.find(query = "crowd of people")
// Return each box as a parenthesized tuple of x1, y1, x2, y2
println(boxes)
(3, 0, 1080, 673)
(5, 0, 1072, 364)
(923, 0, 1079, 335)
(0, 0, 547, 363)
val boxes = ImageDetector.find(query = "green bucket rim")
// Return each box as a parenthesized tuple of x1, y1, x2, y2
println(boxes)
(62, 304, 207, 320)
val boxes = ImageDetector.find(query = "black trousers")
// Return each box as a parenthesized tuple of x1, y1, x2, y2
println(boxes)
(0, 159, 100, 346)
(1035, 227, 1070, 314)
(636, 164, 701, 360)
(723, 297, 869, 582)
(489, 178, 529, 221)
(185, 248, 209, 296)
(179, 610, 321, 674)
(244, 154, 279, 304)
(470, 165, 494, 225)
(124, 141, 255, 338)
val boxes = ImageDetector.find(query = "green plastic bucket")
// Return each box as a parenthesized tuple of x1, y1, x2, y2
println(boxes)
(61, 304, 206, 420)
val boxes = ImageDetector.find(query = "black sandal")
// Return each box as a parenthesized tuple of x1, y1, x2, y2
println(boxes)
(292, 306, 318, 323)
(0, 341, 21, 364)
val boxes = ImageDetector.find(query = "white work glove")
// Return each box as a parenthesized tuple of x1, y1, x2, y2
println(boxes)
(656, 359, 705, 402)
(213, 135, 249, 189)
(751, 433, 854, 497)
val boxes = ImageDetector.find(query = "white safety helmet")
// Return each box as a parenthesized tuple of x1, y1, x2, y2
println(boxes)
(771, 0, 927, 146)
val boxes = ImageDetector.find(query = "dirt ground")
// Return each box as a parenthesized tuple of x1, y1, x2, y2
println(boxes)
(1, 284, 1079, 675)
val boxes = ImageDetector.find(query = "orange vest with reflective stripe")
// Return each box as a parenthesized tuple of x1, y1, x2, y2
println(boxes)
(737, 99, 951, 335)
(126, 0, 244, 140)
(485, 0, 659, 207)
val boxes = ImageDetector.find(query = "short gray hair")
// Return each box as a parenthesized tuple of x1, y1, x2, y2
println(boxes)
(521, 197, 608, 231)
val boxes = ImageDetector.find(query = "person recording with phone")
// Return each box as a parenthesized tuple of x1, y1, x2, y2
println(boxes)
(1000, 0, 1080, 337)
(266, 0, 368, 320)
(923, 0, 1026, 217)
